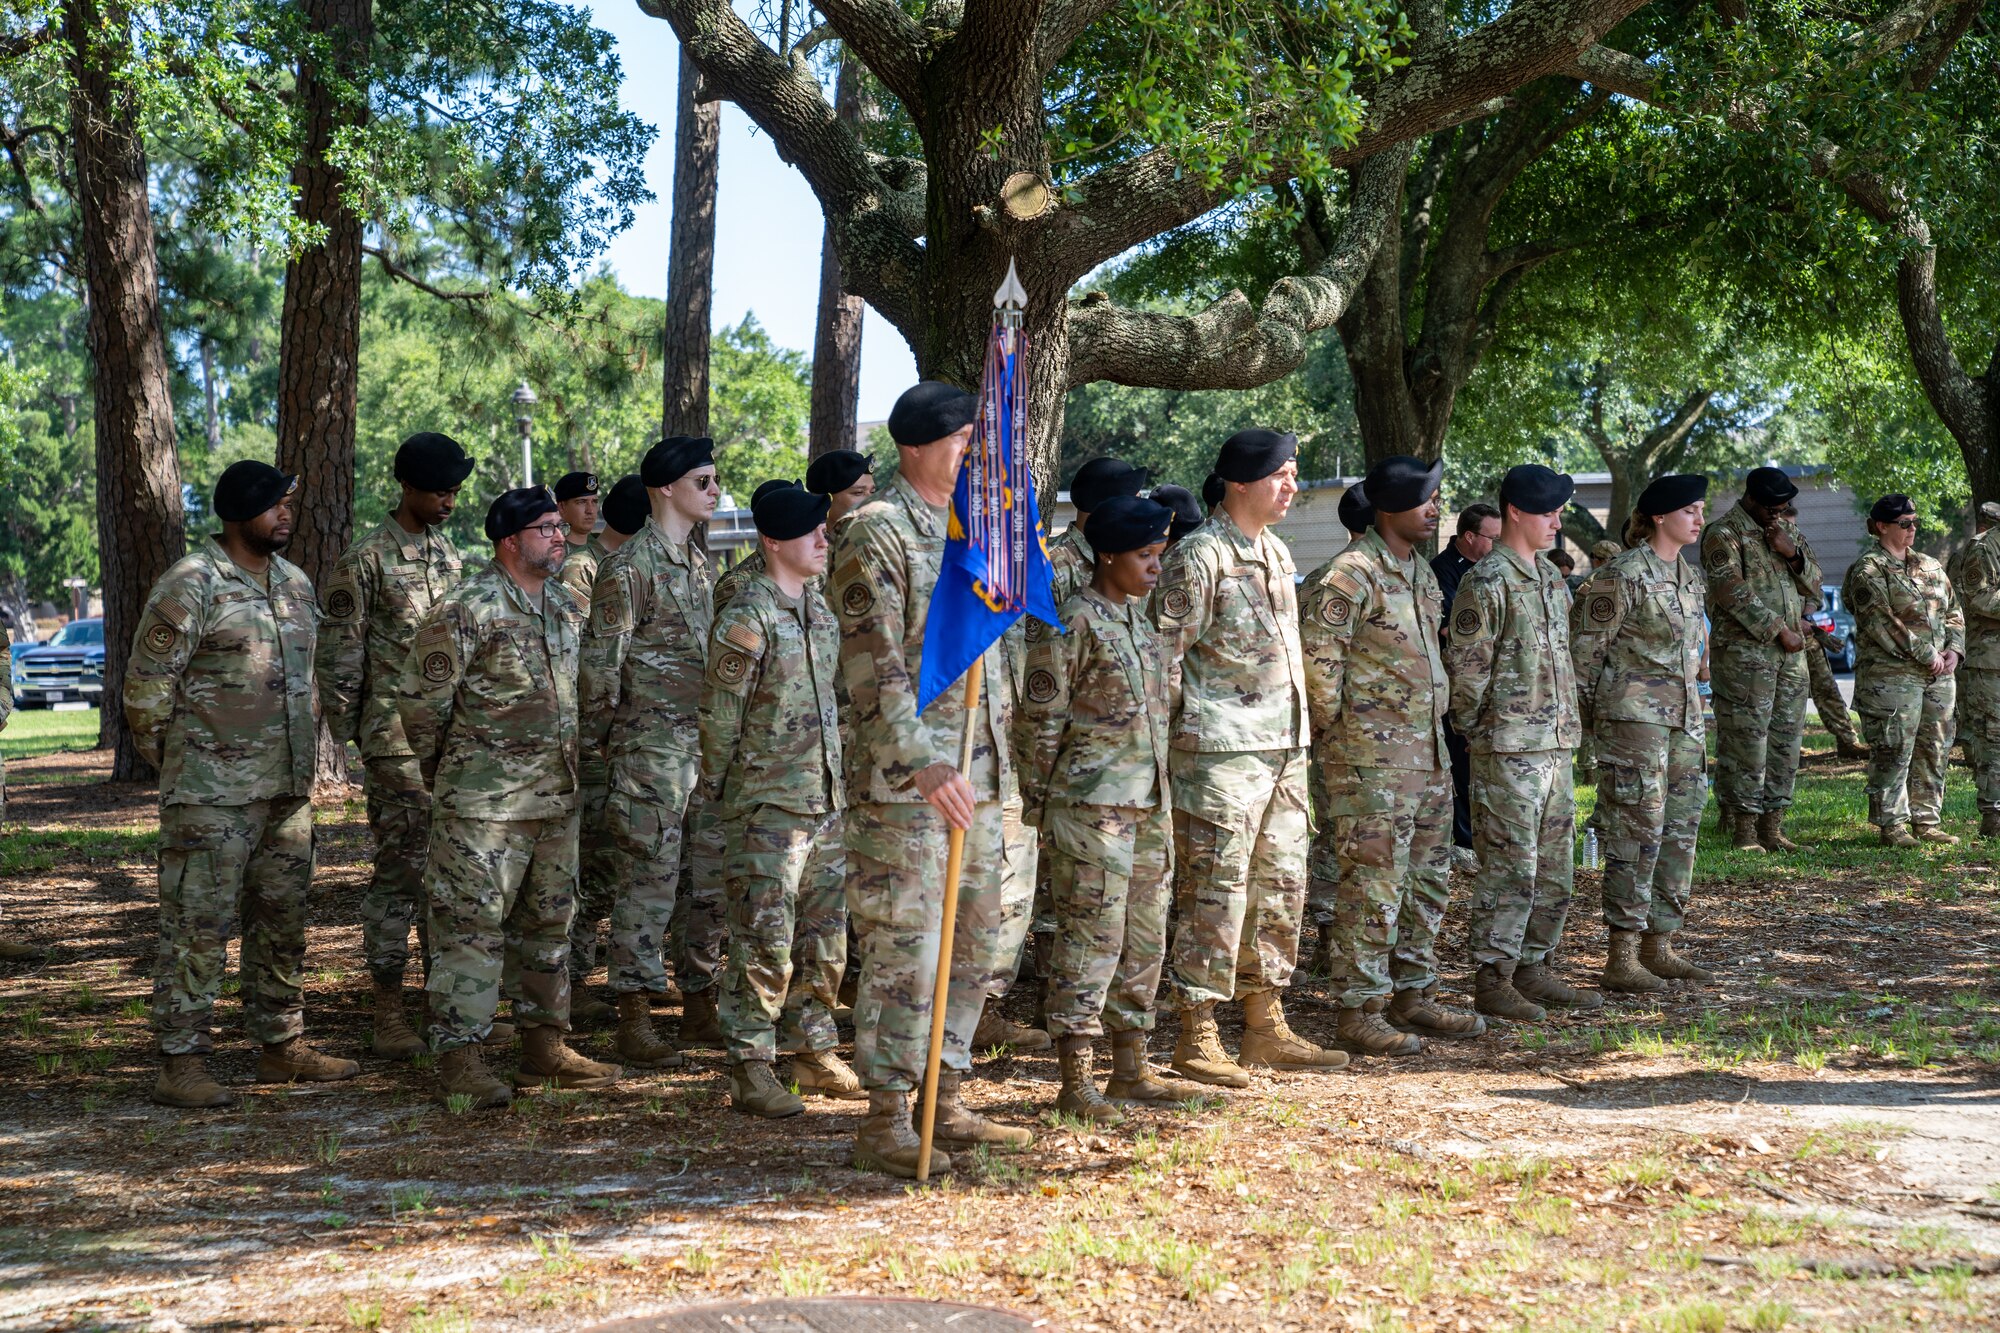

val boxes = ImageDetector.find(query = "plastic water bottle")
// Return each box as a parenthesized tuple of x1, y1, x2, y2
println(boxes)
(1579, 829, 1600, 870)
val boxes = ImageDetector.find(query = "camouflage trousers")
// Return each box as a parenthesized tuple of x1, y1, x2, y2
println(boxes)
(1305, 748, 1338, 927)
(1710, 640, 1807, 814)
(424, 812, 578, 1053)
(1322, 762, 1450, 1007)
(603, 757, 724, 996)
(845, 799, 1034, 1091)
(671, 798, 728, 995)
(564, 776, 623, 987)
(1807, 643, 1864, 749)
(1958, 666, 2000, 815)
(719, 804, 847, 1064)
(1467, 749, 1574, 968)
(1854, 667, 1955, 828)
(1044, 802, 1173, 1037)
(152, 797, 313, 1056)
(1594, 721, 1705, 934)
(361, 756, 431, 986)
(1168, 748, 1309, 1007)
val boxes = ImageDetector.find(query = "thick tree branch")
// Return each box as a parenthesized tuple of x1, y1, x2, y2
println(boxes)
(811, 0, 929, 112)
(1640, 388, 1715, 463)
(1035, 0, 1120, 71)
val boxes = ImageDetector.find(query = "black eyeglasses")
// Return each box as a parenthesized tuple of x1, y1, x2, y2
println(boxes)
(524, 521, 566, 539)
(685, 475, 716, 492)
(1892, 517, 1919, 530)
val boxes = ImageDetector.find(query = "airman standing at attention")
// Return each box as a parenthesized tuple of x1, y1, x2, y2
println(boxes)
(807, 448, 878, 529)
(552, 471, 604, 615)
(129, 460, 358, 1107)
(1948, 502, 2000, 840)
(711, 480, 810, 616)
(1301, 484, 1374, 977)
(1050, 457, 1149, 608)
(317, 431, 474, 1060)
(1149, 485, 1206, 548)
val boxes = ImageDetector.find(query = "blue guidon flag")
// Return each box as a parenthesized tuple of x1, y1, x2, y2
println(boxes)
(917, 259, 1064, 711)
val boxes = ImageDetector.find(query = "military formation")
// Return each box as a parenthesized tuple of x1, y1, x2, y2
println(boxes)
(92, 379, 1992, 1176)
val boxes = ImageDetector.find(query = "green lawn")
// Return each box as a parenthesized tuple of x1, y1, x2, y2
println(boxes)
(1, 705, 103, 762)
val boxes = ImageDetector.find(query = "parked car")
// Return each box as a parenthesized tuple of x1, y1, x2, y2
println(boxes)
(12, 618, 106, 708)
(1810, 584, 1857, 673)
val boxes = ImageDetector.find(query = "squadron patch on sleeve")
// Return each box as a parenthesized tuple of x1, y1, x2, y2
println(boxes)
(142, 622, 179, 658)
(1589, 593, 1618, 623)
(841, 579, 875, 619)
(323, 568, 359, 622)
(1704, 543, 1735, 575)
(1026, 668, 1060, 704)
(1454, 606, 1481, 637)
(1318, 595, 1355, 630)
(422, 651, 454, 683)
(594, 577, 633, 635)
(1159, 585, 1194, 622)
(714, 649, 751, 685)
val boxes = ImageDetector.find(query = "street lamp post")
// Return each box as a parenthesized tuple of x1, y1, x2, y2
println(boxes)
(512, 381, 538, 486)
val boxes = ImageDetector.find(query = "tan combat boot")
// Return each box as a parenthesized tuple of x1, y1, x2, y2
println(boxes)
(1913, 823, 1960, 845)
(370, 980, 425, 1061)
(1879, 823, 1920, 848)
(1054, 1035, 1124, 1125)
(853, 1089, 951, 1179)
(1639, 931, 1714, 982)
(1170, 1001, 1252, 1088)
(569, 989, 615, 1027)
(922, 1070, 1035, 1148)
(973, 1000, 1052, 1053)
(437, 1044, 512, 1110)
(1601, 929, 1665, 992)
(1835, 738, 1871, 761)
(482, 1018, 517, 1048)
(1241, 989, 1350, 1069)
(676, 988, 723, 1049)
(789, 1048, 866, 1100)
(729, 1060, 805, 1118)
(1515, 962, 1604, 1010)
(1756, 812, 1800, 853)
(1982, 811, 2000, 840)
(614, 992, 683, 1068)
(1731, 811, 1768, 851)
(1335, 999, 1421, 1057)
(153, 1053, 235, 1108)
(257, 1036, 360, 1084)
(1104, 1028, 1185, 1104)
(1389, 984, 1488, 1038)
(515, 1024, 622, 1089)
(1473, 964, 1546, 1022)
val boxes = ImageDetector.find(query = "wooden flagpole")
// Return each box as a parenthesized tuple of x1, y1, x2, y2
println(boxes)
(916, 655, 983, 1183)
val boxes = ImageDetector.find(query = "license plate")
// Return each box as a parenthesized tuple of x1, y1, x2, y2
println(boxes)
(45, 691, 64, 703)
(54, 700, 90, 711)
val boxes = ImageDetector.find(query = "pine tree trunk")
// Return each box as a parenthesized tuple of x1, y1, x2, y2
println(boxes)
(66, 0, 185, 782)
(808, 55, 865, 459)
(661, 48, 719, 439)
(276, 0, 373, 792)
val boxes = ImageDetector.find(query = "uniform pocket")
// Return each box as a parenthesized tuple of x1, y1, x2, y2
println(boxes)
(603, 787, 667, 858)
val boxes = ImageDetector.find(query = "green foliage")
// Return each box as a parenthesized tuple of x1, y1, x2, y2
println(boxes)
(709, 316, 811, 500)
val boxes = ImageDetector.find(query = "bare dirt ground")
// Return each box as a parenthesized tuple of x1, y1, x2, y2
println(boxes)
(2, 745, 1998, 1332)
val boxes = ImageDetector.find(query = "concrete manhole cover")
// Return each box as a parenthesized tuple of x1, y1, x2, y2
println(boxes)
(593, 1297, 1040, 1331)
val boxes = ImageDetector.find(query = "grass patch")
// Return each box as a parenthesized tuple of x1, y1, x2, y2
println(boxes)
(0, 706, 102, 762)
(0, 826, 157, 874)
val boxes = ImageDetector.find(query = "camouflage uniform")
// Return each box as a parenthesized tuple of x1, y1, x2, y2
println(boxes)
(1948, 526, 2000, 820)
(1843, 538, 1963, 829)
(1570, 546, 1707, 932)
(126, 539, 321, 1055)
(1023, 586, 1175, 1036)
(1298, 555, 1342, 931)
(1701, 502, 1820, 815)
(700, 571, 847, 1064)
(1446, 545, 1582, 968)
(579, 519, 725, 999)
(558, 536, 607, 617)
(399, 563, 582, 1052)
(1299, 529, 1449, 1006)
(1048, 525, 1094, 610)
(559, 535, 617, 988)
(317, 516, 464, 985)
(828, 467, 1032, 1091)
(1155, 508, 1311, 1006)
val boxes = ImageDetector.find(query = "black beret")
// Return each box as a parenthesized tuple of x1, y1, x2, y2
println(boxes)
(1338, 485, 1374, 534)
(888, 381, 978, 447)
(753, 485, 831, 541)
(642, 435, 715, 487)
(1214, 428, 1298, 484)
(394, 432, 476, 491)
(553, 471, 600, 502)
(1870, 493, 1915, 523)
(1201, 474, 1226, 509)
(805, 449, 872, 495)
(1356, 455, 1443, 514)
(1069, 457, 1150, 512)
(213, 459, 297, 523)
(485, 486, 559, 542)
(1083, 496, 1173, 554)
(1499, 464, 1575, 515)
(752, 478, 797, 506)
(1636, 473, 1710, 516)
(1150, 484, 1204, 541)
(603, 475, 649, 536)
(1744, 466, 1798, 505)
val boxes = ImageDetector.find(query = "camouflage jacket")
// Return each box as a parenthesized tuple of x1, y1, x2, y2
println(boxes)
(316, 516, 464, 760)
(1048, 525, 1093, 611)
(557, 536, 607, 617)
(1843, 538, 1964, 675)
(713, 547, 822, 617)
(1154, 507, 1309, 754)
(1023, 586, 1173, 813)
(1948, 527, 2000, 670)
(579, 519, 714, 807)
(1701, 502, 1821, 648)
(1446, 543, 1581, 754)
(828, 467, 1018, 805)
(1570, 544, 1706, 735)
(1299, 528, 1448, 770)
(398, 563, 582, 820)
(125, 538, 321, 805)
(698, 572, 844, 818)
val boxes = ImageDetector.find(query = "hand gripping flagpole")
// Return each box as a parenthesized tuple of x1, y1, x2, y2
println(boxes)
(917, 260, 1032, 1184)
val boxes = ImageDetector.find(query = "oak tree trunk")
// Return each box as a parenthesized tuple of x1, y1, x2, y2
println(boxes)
(66, 0, 185, 782)
(276, 0, 373, 791)
(808, 54, 865, 459)
(661, 48, 719, 439)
